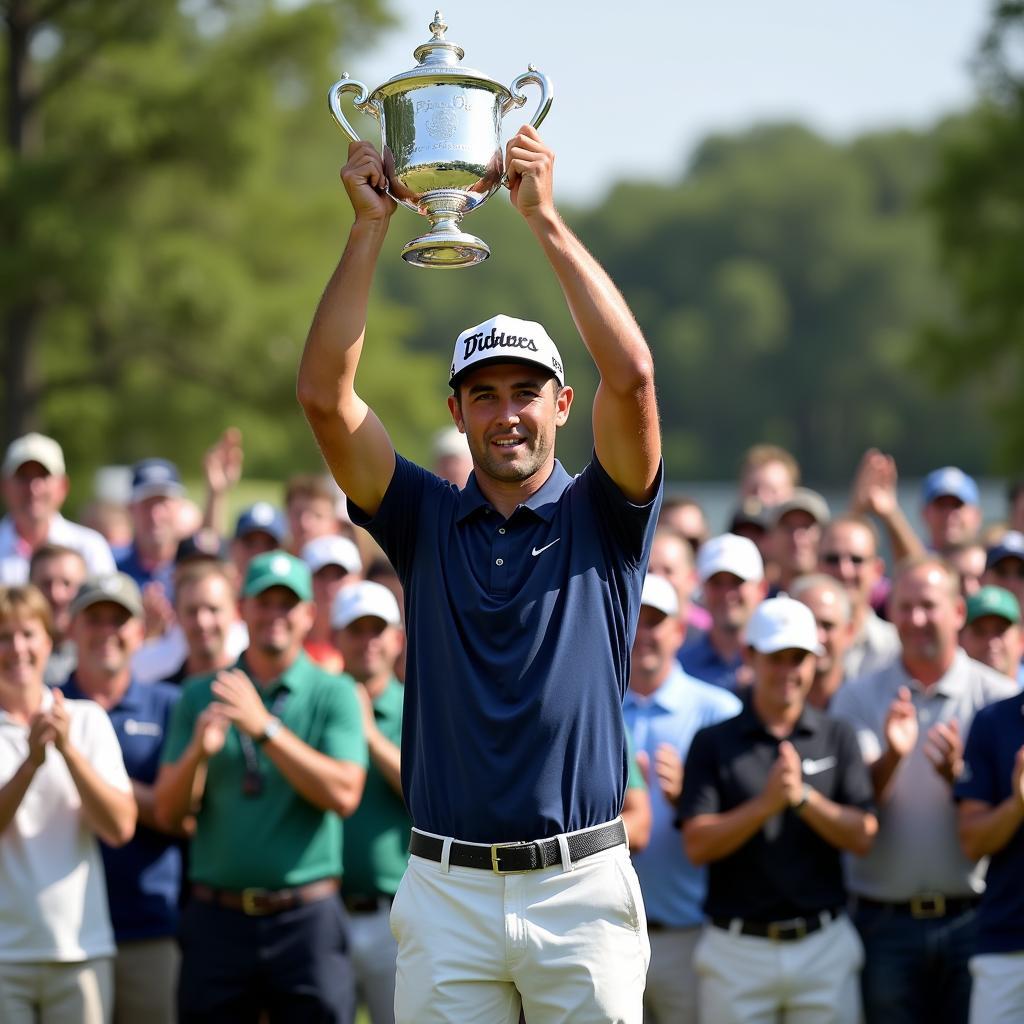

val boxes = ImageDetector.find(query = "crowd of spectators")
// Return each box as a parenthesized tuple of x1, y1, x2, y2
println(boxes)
(2, 428, 1024, 1023)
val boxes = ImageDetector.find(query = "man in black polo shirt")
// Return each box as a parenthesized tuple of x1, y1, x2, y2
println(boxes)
(679, 595, 877, 1024)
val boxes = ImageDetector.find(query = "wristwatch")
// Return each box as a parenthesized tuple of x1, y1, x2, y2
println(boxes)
(791, 783, 811, 812)
(255, 716, 283, 746)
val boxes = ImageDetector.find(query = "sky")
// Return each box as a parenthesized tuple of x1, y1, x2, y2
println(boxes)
(341, 0, 995, 203)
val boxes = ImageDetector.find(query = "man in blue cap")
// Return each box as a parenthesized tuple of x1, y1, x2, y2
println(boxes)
(921, 466, 982, 552)
(117, 458, 187, 594)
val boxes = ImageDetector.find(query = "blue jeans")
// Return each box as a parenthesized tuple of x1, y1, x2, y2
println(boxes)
(853, 899, 977, 1024)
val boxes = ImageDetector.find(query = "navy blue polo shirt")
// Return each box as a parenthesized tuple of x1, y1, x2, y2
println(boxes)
(678, 632, 742, 693)
(955, 691, 1024, 955)
(115, 543, 174, 596)
(349, 451, 662, 842)
(63, 675, 182, 941)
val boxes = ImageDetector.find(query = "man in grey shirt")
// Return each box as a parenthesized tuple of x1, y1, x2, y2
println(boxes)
(832, 555, 1017, 1024)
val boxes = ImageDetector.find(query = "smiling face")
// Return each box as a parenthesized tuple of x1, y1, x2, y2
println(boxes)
(70, 601, 144, 682)
(448, 362, 572, 487)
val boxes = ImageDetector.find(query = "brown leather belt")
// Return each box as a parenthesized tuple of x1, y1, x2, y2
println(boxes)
(191, 878, 339, 916)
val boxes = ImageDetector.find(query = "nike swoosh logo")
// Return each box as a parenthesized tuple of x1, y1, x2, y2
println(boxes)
(801, 756, 837, 776)
(532, 538, 561, 557)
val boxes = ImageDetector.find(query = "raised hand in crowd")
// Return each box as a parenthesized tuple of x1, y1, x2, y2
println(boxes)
(201, 427, 244, 537)
(142, 580, 175, 640)
(848, 448, 924, 562)
(924, 717, 963, 786)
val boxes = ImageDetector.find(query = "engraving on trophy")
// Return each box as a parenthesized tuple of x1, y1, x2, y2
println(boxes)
(327, 11, 553, 268)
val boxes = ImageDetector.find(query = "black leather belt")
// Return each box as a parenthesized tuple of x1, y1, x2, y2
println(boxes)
(408, 819, 627, 874)
(855, 893, 979, 920)
(710, 909, 841, 942)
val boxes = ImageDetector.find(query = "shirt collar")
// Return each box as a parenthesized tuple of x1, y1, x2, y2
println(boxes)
(237, 649, 310, 697)
(736, 690, 819, 738)
(455, 460, 573, 524)
(63, 674, 143, 711)
(895, 647, 968, 699)
(625, 663, 694, 714)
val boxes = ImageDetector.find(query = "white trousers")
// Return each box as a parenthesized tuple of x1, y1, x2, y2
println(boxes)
(390, 825, 650, 1024)
(693, 915, 863, 1024)
(349, 902, 398, 1024)
(969, 951, 1024, 1024)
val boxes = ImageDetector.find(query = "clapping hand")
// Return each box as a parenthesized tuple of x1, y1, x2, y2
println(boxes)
(884, 686, 918, 758)
(210, 669, 270, 739)
(924, 718, 963, 786)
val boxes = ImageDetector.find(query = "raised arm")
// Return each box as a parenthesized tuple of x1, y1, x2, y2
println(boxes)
(506, 127, 660, 502)
(297, 141, 399, 517)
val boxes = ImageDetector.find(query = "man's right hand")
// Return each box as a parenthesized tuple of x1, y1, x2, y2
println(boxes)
(341, 141, 396, 224)
(884, 686, 919, 758)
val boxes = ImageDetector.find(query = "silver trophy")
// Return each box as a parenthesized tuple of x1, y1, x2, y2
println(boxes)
(328, 11, 553, 269)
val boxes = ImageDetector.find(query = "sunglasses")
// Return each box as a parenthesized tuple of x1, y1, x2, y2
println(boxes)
(821, 553, 869, 566)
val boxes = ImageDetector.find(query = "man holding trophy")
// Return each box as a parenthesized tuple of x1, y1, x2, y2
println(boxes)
(298, 118, 662, 1022)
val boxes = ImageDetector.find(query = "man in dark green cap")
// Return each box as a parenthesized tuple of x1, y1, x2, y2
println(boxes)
(155, 551, 367, 1023)
(960, 585, 1024, 684)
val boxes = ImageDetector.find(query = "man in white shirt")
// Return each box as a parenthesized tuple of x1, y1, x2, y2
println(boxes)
(0, 433, 115, 585)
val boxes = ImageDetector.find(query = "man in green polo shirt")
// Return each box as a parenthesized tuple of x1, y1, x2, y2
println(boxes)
(331, 580, 409, 1024)
(155, 551, 367, 1023)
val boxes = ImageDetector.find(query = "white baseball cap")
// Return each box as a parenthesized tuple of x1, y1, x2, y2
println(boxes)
(640, 573, 679, 618)
(696, 533, 765, 584)
(302, 535, 363, 576)
(331, 581, 402, 630)
(2, 433, 66, 478)
(746, 596, 823, 655)
(449, 313, 565, 387)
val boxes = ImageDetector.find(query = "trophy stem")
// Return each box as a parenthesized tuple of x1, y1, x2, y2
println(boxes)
(400, 190, 491, 268)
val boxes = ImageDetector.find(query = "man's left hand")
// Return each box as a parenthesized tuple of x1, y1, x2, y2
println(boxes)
(505, 125, 555, 221)
(924, 719, 963, 786)
(210, 669, 270, 739)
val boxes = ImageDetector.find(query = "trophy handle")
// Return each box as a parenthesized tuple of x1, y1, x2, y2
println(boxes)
(504, 66, 553, 131)
(327, 74, 372, 142)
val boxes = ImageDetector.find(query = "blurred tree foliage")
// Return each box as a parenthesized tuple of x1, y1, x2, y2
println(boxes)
(0, 0, 1006, 498)
(923, 0, 1024, 468)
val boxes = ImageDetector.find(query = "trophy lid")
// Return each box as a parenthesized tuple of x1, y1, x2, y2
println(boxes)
(372, 11, 508, 95)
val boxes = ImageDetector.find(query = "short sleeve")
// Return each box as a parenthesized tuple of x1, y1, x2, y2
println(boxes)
(955, 706, 1000, 805)
(677, 725, 721, 823)
(831, 718, 876, 812)
(72, 701, 131, 793)
(320, 677, 369, 768)
(346, 454, 449, 582)
(160, 680, 206, 765)
(575, 454, 664, 567)
(830, 680, 883, 764)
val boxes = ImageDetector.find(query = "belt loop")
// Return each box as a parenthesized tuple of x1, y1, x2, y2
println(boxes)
(729, 918, 743, 936)
(556, 833, 573, 873)
(440, 837, 453, 874)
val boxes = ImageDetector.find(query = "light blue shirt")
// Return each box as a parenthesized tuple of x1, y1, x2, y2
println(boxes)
(623, 664, 741, 927)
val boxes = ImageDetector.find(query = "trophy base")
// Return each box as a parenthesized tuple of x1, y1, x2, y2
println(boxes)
(401, 230, 490, 269)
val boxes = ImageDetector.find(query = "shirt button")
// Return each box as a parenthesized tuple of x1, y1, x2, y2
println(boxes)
(499, 528, 506, 535)
(495, 558, 504, 566)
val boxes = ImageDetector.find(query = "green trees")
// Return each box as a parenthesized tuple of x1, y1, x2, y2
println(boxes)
(924, 1, 1024, 467)
(2, 1, 1015, 490)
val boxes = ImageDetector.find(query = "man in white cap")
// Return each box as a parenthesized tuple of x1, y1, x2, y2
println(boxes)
(624, 573, 740, 1024)
(332, 581, 408, 1024)
(679, 596, 877, 1024)
(431, 426, 473, 488)
(680, 533, 768, 693)
(299, 124, 661, 1023)
(302, 534, 363, 673)
(0, 432, 115, 584)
